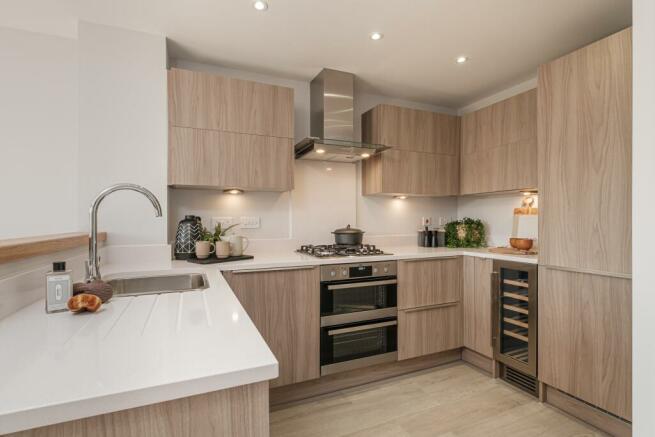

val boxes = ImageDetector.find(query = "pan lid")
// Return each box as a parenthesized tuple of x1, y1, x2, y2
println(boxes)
(332, 224, 364, 234)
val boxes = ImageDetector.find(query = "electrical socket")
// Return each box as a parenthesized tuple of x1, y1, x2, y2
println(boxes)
(240, 216, 261, 229)
(421, 217, 432, 227)
(211, 216, 236, 229)
(438, 217, 448, 226)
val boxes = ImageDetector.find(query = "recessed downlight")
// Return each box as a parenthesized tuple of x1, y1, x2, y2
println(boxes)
(394, 195, 408, 200)
(315, 148, 326, 154)
(370, 32, 383, 41)
(223, 188, 244, 195)
(456, 56, 469, 64)
(361, 153, 371, 159)
(253, 0, 268, 11)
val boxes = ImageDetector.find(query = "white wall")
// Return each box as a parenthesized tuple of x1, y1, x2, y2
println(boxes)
(77, 21, 168, 245)
(457, 193, 538, 247)
(167, 60, 459, 244)
(0, 27, 78, 239)
(633, 1, 654, 434)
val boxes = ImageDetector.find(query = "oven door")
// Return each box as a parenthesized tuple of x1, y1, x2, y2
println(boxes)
(320, 277, 397, 327)
(320, 318, 398, 376)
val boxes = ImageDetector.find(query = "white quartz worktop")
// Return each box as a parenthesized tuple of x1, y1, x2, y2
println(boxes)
(0, 245, 534, 434)
(0, 265, 278, 435)
(200, 245, 538, 272)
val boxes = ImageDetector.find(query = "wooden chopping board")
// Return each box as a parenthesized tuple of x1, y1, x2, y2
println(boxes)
(488, 246, 538, 256)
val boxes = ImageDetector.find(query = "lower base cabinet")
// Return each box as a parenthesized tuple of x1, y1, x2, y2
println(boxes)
(538, 266, 632, 420)
(398, 303, 463, 360)
(462, 257, 493, 358)
(223, 267, 320, 388)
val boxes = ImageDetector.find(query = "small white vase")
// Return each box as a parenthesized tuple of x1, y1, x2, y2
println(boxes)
(215, 241, 231, 258)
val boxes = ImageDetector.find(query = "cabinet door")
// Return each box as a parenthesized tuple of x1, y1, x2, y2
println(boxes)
(223, 268, 320, 388)
(462, 257, 493, 358)
(538, 28, 631, 274)
(398, 257, 462, 310)
(362, 150, 459, 196)
(168, 68, 294, 138)
(169, 126, 294, 191)
(460, 89, 537, 195)
(538, 267, 631, 420)
(398, 303, 463, 360)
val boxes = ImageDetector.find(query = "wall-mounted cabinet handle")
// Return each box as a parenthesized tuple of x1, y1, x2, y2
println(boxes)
(327, 279, 397, 291)
(229, 265, 316, 274)
(327, 320, 397, 336)
(403, 301, 459, 313)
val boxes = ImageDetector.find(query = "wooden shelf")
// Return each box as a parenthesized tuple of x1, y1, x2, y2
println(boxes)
(503, 279, 529, 288)
(504, 328, 529, 342)
(503, 303, 529, 315)
(504, 316, 529, 329)
(0, 232, 106, 264)
(503, 291, 529, 302)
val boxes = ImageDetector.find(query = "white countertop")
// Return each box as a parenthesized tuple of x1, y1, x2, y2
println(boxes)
(201, 245, 538, 271)
(0, 245, 535, 434)
(0, 266, 277, 435)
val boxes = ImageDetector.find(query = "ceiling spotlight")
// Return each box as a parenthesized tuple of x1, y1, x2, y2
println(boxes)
(361, 153, 371, 158)
(315, 148, 326, 154)
(456, 56, 469, 64)
(326, 167, 333, 171)
(253, 0, 268, 11)
(223, 188, 244, 195)
(394, 195, 408, 200)
(370, 32, 383, 41)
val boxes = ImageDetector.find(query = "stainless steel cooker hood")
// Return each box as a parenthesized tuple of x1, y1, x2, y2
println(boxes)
(294, 68, 388, 162)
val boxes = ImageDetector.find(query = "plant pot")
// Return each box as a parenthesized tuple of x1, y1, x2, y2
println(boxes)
(215, 241, 231, 258)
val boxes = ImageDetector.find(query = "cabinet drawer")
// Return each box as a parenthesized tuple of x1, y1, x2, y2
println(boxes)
(398, 303, 463, 360)
(398, 257, 462, 309)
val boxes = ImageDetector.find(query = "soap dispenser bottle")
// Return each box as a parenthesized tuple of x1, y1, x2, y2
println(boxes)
(46, 261, 72, 313)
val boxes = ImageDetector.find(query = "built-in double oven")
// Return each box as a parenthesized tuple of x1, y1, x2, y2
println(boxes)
(319, 261, 398, 375)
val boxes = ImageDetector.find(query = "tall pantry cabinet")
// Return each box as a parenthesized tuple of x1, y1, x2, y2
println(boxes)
(537, 28, 632, 420)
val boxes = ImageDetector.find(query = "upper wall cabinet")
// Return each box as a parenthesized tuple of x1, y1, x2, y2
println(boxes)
(361, 104, 460, 196)
(460, 89, 537, 195)
(168, 68, 294, 138)
(167, 68, 295, 191)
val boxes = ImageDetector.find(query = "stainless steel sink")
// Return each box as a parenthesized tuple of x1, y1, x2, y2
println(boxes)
(107, 273, 209, 297)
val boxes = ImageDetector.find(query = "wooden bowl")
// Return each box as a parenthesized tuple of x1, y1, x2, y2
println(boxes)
(509, 238, 534, 251)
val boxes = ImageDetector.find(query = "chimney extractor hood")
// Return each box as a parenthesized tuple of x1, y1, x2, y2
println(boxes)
(294, 69, 389, 162)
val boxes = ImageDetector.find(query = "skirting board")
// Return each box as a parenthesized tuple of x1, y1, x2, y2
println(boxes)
(544, 384, 631, 437)
(461, 348, 494, 375)
(270, 348, 462, 408)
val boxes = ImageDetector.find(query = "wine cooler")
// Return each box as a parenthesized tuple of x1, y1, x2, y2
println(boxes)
(492, 261, 538, 381)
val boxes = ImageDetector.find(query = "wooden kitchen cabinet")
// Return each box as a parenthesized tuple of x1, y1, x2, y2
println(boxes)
(460, 89, 537, 195)
(167, 68, 295, 191)
(538, 266, 632, 420)
(168, 127, 294, 191)
(361, 104, 460, 196)
(398, 257, 462, 309)
(538, 28, 632, 275)
(398, 303, 463, 360)
(223, 267, 320, 388)
(168, 68, 294, 138)
(462, 256, 493, 358)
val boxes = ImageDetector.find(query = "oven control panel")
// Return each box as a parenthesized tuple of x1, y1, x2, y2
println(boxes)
(320, 261, 397, 282)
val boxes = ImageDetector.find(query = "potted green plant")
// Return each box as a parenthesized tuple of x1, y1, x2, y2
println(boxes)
(194, 227, 216, 259)
(444, 218, 486, 248)
(213, 223, 239, 258)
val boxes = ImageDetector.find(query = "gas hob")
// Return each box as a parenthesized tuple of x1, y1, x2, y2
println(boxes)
(297, 244, 392, 258)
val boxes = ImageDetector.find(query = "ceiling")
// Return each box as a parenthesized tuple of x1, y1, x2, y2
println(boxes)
(2, 0, 632, 108)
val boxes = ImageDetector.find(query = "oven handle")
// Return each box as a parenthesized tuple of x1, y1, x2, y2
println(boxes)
(326, 279, 397, 291)
(327, 320, 397, 336)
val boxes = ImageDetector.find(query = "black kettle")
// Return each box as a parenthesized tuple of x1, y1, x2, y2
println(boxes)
(175, 215, 203, 260)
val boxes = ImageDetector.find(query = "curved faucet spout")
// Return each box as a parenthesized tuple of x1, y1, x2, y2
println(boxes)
(87, 183, 163, 281)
